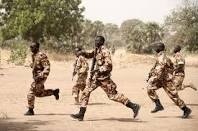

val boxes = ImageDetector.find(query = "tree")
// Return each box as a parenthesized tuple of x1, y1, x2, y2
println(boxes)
(145, 22, 164, 44)
(164, 0, 198, 52)
(120, 19, 164, 53)
(0, 0, 84, 42)
(77, 20, 105, 49)
(103, 23, 121, 48)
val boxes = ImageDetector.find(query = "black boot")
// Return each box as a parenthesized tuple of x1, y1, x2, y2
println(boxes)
(70, 107, 86, 121)
(181, 106, 191, 119)
(151, 99, 164, 113)
(24, 108, 34, 116)
(126, 101, 140, 118)
(53, 89, 59, 100)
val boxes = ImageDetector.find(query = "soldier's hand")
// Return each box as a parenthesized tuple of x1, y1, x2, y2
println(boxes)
(34, 76, 40, 82)
(30, 63, 33, 68)
(35, 72, 44, 80)
(73, 71, 77, 76)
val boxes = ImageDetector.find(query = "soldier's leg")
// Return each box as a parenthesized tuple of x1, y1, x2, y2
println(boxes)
(72, 84, 80, 104)
(77, 74, 87, 103)
(147, 84, 164, 113)
(25, 82, 36, 115)
(164, 82, 191, 118)
(72, 74, 88, 104)
(80, 80, 99, 107)
(34, 81, 59, 100)
(71, 79, 99, 121)
(100, 78, 140, 118)
(182, 83, 197, 91)
(173, 75, 185, 91)
(78, 83, 86, 103)
(174, 75, 197, 91)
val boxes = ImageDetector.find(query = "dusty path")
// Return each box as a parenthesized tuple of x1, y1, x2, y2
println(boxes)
(0, 61, 198, 131)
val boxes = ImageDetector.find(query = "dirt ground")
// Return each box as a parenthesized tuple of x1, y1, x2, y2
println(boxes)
(0, 54, 198, 131)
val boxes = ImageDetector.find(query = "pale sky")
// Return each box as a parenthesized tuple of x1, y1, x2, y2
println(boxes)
(81, 0, 183, 26)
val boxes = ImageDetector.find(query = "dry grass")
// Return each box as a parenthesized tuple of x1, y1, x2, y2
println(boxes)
(47, 51, 74, 62)
(113, 48, 198, 68)
(1, 48, 198, 68)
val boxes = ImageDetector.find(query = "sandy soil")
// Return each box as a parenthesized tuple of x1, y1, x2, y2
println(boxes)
(0, 58, 198, 131)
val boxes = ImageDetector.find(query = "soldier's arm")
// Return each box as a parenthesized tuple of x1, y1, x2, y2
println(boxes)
(99, 49, 112, 74)
(146, 61, 157, 82)
(75, 57, 82, 73)
(30, 54, 35, 68)
(155, 60, 166, 80)
(40, 54, 50, 79)
(149, 61, 157, 74)
(174, 56, 185, 73)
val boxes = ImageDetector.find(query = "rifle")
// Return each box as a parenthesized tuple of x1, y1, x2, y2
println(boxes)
(89, 48, 97, 83)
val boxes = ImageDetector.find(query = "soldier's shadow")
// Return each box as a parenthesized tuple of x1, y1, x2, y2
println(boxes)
(35, 113, 70, 116)
(70, 102, 110, 106)
(88, 102, 110, 106)
(154, 115, 194, 119)
(0, 118, 49, 131)
(186, 104, 198, 107)
(86, 117, 147, 123)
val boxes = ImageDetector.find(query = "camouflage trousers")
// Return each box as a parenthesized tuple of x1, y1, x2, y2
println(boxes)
(27, 79, 54, 108)
(172, 73, 191, 91)
(147, 80, 186, 109)
(72, 73, 87, 98)
(80, 77, 129, 107)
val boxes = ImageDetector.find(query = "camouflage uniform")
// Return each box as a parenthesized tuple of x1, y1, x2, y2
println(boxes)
(72, 56, 89, 100)
(27, 52, 54, 108)
(172, 52, 186, 90)
(80, 45, 129, 107)
(147, 51, 186, 109)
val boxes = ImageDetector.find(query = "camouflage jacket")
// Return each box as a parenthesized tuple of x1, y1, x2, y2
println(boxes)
(173, 52, 185, 76)
(74, 55, 89, 75)
(83, 45, 112, 80)
(31, 52, 50, 80)
(149, 51, 174, 83)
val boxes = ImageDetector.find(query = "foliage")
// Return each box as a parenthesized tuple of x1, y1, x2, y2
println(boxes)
(164, 0, 198, 52)
(8, 41, 28, 65)
(120, 19, 163, 53)
(0, 0, 84, 43)
(1, 0, 198, 55)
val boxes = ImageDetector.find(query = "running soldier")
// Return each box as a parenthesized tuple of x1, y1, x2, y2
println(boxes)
(72, 47, 89, 104)
(71, 36, 140, 121)
(25, 42, 60, 115)
(147, 42, 191, 118)
(172, 45, 197, 91)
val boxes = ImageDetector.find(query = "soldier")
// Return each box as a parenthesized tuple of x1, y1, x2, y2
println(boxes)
(172, 45, 197, 91)
(24, 42, 60, 115)
(71, 36, 140, 121)
(147, 42, 191, 118)
(72, 47, 89, 104)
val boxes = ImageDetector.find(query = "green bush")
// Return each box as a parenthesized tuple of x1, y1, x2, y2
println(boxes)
(9, 43, 27, 65)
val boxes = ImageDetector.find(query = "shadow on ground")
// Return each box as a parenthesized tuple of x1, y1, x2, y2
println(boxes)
(88, 102, 110, 106)
(86, 117, 147, 123)
(70, 102, 110, 106)
(0, 118, 49, 131)
(35, 113, 70, 116)
(154, 115, 194, 119)
(186, 104, 198, 107)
